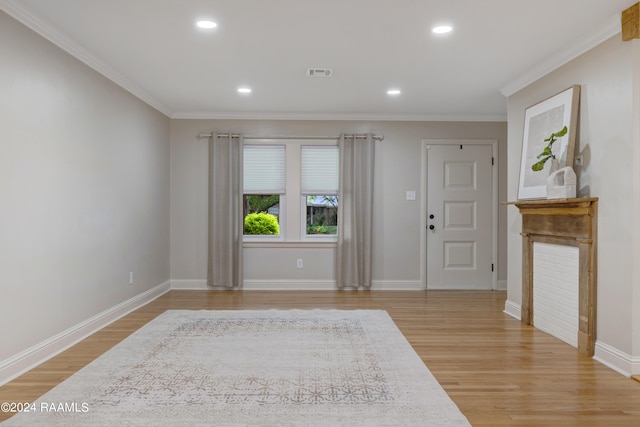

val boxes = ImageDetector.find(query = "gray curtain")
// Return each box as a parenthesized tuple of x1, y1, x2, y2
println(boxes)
(336, 133, 375, 289)
(207, 133, 243, 288)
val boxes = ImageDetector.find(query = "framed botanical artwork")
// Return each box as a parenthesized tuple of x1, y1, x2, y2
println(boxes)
(517, 85, 580, 199)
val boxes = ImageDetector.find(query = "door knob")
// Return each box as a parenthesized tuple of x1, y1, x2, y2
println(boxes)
(429, 225, 435, 230)
(429, 214, 435, 219)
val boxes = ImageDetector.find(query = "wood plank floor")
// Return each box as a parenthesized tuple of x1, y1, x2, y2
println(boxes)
(1, 290, 639, 426)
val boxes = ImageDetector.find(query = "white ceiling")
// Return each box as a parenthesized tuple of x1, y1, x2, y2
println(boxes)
(1, 0, 635, 121)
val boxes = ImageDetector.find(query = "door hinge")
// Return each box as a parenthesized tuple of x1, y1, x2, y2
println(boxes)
(491, 157, 494, 165)
(491, 263, 494, 272)
(460, 144, 463, 149)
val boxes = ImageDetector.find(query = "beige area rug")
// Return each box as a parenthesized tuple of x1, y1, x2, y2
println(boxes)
(3, 310, 470, 426)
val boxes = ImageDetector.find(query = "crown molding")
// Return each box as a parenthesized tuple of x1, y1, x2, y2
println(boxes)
(500, 13, 622, 97)
(0, 0, 173, 117)
(170, 111, 507, 122)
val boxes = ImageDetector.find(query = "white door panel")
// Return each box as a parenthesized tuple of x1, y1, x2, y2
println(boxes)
(426, 144, 493, 289)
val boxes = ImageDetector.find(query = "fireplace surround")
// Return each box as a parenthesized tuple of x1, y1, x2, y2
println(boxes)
(510, 198, 598, 356)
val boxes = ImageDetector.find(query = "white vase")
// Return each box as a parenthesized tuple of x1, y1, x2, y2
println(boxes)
(547, 166, 577, 199)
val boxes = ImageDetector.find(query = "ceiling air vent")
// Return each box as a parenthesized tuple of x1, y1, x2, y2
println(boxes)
(306, 68, 333, 77)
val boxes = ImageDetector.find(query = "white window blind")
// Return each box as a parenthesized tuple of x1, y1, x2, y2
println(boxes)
(301, 146, 339, 194)
(243, 146, 286, 193)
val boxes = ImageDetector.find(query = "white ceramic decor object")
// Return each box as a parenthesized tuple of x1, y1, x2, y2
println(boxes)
(547, 167, 577, 199)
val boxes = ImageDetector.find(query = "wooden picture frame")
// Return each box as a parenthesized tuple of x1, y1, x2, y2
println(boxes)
(517, 85, 580, 200)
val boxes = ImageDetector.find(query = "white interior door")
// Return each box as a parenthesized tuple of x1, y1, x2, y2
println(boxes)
(426, 144, 493, 289)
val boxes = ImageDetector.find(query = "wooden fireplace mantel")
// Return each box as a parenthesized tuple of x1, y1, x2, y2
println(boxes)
(508, 198, 598, 356)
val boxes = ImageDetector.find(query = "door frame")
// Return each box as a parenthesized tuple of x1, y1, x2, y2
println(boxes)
(420, 139, 499, 290)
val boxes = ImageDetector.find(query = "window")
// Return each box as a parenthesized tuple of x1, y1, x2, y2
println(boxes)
(242, 142, 339, 242)
(243, 145, 285, 238)
(301, 146, 339, 237)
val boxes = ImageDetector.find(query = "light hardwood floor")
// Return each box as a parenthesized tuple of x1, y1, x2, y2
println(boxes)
(1, 290, 639, 426)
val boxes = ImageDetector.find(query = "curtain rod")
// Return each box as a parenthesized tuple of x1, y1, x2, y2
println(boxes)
(198, 133, 384, 141)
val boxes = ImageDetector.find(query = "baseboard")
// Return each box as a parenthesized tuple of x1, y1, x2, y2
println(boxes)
(243, 280, 337, 290)
(496, 280, 507, 291)
(371, 280, 424, 290)
(593, 340, 640, 378)
(170, 279, 208, 290)
(426, 283, 492, 290)
(170, 279, 425, 291)
(171, 280, 336, 290)
(503, 299, 521, 320)
(0, 280, 171, 386)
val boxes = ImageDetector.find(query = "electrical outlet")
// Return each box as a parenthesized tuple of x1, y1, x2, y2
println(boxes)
(296, 259, 303, 269)
(129, 272, 134, 285)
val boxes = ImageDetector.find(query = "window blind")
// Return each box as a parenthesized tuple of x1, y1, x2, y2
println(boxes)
(301, 146, 339, 194)
(243, 145, 286, 193)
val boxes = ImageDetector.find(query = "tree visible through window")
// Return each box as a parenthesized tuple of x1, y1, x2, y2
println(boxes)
(243, 195, 280, 235)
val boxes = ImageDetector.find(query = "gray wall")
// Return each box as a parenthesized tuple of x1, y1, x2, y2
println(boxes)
(506, 35, 640, 375)
(0, 12, 171, 362)
(170, 119, 508, 289)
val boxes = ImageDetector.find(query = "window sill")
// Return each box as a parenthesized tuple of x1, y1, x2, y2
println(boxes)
(243, 241, 337, 249)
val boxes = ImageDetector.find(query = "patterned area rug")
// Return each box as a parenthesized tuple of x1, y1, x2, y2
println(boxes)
(3, 310, 470, 426)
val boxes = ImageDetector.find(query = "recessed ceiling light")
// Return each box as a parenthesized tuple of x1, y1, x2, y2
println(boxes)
(196, 20, 217, 29)
(238, 87, 252, 94)
(387, 89, 401, 96)
(432, 25, 452, 34)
